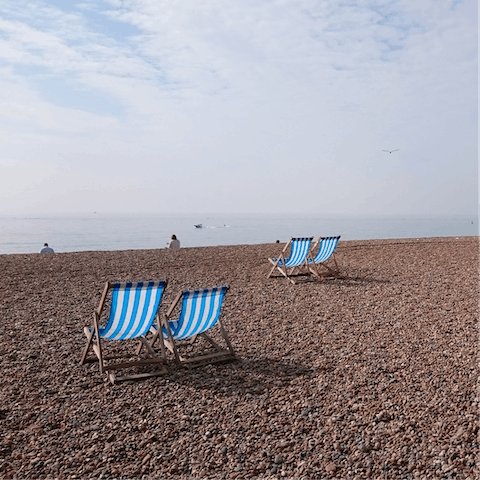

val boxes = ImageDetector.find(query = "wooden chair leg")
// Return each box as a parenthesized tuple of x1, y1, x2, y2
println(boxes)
(218, 320, 236, 355)
(267, 241, 291, 279)
(199, 333, 224, 351)
(157, 331, 167, 360)
(267, 260, 281, 278)
(80, 327, 94, 364)
(162, 318, 182, 365)
(333, 256, 340, 275)
(135, 339, 144, 356)
(93, 314, 104, 373)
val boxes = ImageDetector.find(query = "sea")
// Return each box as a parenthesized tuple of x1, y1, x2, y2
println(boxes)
(0, 213, 477, 255)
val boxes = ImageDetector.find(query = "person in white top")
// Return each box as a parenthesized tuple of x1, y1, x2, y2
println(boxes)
(167, 234, 180, 249)
(40, 243, 55, 253)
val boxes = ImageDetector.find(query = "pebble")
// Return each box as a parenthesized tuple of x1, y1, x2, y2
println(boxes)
(0, 238, 477, 479)
(325, 462, 337, 474)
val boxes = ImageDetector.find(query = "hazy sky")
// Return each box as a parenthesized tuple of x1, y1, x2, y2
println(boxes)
(0, 0, 477, 215)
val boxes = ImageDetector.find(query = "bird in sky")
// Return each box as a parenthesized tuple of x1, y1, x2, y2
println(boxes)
(382, 149, 399, 153)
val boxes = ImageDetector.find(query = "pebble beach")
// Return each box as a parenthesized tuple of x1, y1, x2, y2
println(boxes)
(0, 236, 478, 479)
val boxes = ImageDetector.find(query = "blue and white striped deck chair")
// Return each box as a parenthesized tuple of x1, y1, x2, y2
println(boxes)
(307, 236, 341, 278)
(267, 237, 314, 284)
(80, 280, 167, 383)
(151, 286, 237, 367)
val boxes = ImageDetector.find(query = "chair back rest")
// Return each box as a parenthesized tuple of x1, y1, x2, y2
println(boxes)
(284, 237, 314, 267)
(101, 281, 166, 340)
(313, 236, 340, 263)
(172, 286, 228, 340)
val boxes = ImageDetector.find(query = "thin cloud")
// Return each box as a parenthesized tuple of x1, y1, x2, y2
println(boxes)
(0, 0, 476, 215)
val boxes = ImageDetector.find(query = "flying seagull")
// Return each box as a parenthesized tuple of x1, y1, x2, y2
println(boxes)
(382, 149, 399, 154)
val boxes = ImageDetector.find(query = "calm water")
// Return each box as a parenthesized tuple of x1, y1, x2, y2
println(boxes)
(0, 213, 477, 254)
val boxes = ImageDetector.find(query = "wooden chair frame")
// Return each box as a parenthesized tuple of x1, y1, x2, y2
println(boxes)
(308, 236, 342, 279)
(151, 286, 237, 368)
(267, 237, 315, 284)
(80, 281, 167, 384)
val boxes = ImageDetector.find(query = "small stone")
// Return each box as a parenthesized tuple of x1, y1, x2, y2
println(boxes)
(221, 446, 228, 455)
(360, 442, 369, 452)
(325, 462, 336, 474)
(274, 455, 284, 464)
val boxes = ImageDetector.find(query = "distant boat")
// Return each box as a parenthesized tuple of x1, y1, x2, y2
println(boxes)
(194, 224, 203, 228)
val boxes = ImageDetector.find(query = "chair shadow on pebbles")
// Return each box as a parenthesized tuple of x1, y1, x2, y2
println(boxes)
(160, 357, 317, 396)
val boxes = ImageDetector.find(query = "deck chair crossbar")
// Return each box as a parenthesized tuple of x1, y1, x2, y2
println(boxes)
(81, 280, 167, 383)
(308, 236, 341, 277)
(151, 285, 237, 367)
(267, 237, 314, 284)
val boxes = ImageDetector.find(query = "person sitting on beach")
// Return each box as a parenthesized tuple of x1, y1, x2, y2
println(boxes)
(40, 243, 55, 254)
(167, 234, 180, 249)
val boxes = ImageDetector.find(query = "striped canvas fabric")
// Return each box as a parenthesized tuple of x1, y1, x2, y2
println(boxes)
(164, 286, 227, 340)
(308, 236, 340, 264)
(272, 237, 313, 267)
(100, 281, 166, 341)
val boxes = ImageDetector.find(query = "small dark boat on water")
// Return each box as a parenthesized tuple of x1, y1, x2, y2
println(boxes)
(194, 224, 203, 228)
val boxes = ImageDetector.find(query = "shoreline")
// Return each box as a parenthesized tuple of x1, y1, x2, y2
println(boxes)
(1, 234, 478, 257)
(0, 237, 478, 479)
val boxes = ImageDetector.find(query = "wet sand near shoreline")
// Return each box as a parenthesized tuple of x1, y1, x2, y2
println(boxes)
(0, 237, 478, 479)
